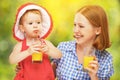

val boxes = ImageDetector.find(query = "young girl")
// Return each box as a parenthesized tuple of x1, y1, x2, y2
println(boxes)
(53, 5, 114, 80)
(9, 3, 62, 80)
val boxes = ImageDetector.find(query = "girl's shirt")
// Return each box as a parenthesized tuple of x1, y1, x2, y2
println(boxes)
(14, 39, 55, 80)
(53, 41, 114, 80)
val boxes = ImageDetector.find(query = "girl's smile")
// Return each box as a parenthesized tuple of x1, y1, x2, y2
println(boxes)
(73, 34, 84, 39)
(73, 13, 98, 45)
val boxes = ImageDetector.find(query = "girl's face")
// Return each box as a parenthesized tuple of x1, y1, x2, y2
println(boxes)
(20, 12, 42, 38)
(73, 13, 100, 46)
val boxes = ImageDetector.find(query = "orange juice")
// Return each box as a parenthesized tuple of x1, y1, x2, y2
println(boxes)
(83, 56, 94, 71)
(32, 52, 42, 63)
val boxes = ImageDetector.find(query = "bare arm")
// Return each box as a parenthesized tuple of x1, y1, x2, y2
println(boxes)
(9, 42, 30, 64)
(43, 40, 62, 59)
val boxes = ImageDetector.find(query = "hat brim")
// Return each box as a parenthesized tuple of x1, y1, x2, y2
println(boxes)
(13, 3, 53, 41)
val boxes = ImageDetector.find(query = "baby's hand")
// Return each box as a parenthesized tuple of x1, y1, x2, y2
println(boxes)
(27, 42, 41, 55)
(39, 43, 49, 53)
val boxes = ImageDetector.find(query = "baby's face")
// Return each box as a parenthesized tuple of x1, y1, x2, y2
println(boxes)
(21, 12, 42, 38)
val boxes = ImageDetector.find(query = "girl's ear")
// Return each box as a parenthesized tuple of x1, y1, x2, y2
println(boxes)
(95, 27, 101, 35)
(19, 25, 24, 33)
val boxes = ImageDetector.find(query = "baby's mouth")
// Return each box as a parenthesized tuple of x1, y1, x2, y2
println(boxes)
(33, 30, 39, 34)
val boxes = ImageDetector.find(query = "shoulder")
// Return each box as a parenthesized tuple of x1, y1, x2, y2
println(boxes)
(57, 40, 75, 47)
(96, 50, 114, 78)
(96, 50, 113, 61)
(103, 50, 113, 63)
(57, 40, 76, 51)
(99, 50, 112, 59)
(13, 42, 22, 50)
(15, 42, 22, 47)
(96, 49, 113, 69)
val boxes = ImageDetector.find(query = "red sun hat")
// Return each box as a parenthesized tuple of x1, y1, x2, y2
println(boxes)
(13, 3, 53, 41)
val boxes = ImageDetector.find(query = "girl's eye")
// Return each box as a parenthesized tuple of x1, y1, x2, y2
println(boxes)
(74, 23, 76, 26)
(79, 25, 84, 28)
(29, 22, 32, 25)
(74, 23, 84, 28)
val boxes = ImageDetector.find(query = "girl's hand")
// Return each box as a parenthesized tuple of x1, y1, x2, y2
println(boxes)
(86, 57, 99, 80)
(15, 64, 21, 74)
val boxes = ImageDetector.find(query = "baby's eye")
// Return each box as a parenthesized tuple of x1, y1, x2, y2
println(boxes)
(29, 22, 33, 25)
(37, 22, 41, 24)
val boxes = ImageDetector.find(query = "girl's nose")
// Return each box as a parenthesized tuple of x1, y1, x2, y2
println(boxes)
(73, 26, 79, 33)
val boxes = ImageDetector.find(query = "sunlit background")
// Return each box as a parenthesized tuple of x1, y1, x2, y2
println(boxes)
(0, 0, 120, 80)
